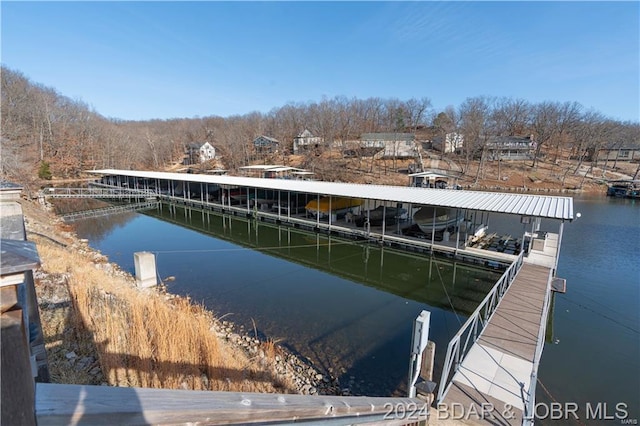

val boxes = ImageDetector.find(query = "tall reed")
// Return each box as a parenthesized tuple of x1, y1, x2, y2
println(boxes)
(36, 240, 292, 393)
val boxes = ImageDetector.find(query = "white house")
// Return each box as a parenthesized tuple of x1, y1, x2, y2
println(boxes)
(293, 129, 324, 154)
(185, 142, 216, 164)
(359, 133, 418, 158)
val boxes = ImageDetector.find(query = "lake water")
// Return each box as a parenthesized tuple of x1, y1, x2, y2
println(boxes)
(71, 195, 639, 417)
(536, 196, 639, 422)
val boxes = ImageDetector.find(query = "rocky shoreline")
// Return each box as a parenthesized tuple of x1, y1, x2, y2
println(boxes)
(24, 199, 345, 396)
(215, 321, 343, 396)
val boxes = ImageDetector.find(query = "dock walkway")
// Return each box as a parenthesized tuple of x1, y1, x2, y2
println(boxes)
(441, 263, 552, 425)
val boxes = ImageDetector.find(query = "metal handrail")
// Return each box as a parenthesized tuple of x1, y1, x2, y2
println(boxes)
(436, 250, 525, 403)
(42, 187, 155, 198)
(522, 270, 553, 425)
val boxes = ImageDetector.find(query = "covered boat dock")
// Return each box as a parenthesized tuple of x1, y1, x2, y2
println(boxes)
(86, 169, 574, 270)
(61, 169, 574, 423)
(85, 169, 573, 272)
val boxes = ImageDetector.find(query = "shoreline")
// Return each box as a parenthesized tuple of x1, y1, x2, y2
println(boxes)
(23, 198, 344, 396)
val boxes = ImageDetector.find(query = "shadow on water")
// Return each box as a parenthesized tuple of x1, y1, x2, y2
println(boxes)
(73, 202, 504, 396)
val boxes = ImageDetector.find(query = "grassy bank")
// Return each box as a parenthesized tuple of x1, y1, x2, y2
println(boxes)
(27, 202, 298, 394)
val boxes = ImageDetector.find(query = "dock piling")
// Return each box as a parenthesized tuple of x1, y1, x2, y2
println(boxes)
(134, 252, 158, 288)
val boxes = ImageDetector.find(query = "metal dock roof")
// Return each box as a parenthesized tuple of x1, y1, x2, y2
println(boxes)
(88, 169, 574, 221)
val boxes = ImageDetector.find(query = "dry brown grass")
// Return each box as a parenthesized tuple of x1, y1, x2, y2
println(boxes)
(35, 239, 294, 393)
(262, 339, 277, 360)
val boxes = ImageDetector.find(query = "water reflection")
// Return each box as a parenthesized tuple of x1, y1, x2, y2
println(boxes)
(52, 198, 138, 243)
(146, 204, 502, 395)
(147, 204, 504, 313)
(75, 202, 503, 396)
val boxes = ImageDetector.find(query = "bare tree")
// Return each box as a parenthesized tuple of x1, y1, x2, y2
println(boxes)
(432, 108, 457, 136)
(530, 101, 582, 168)
(0, 136, 32, 184)
(561, 110, 608, 187)
(5, 63, 640, 188)
(530, 102, 559, 168)
(492, 97, 531, 136)
(459, 96, 496, 181)
(307, 97, 339, 152)
(404, 97, 432, 132)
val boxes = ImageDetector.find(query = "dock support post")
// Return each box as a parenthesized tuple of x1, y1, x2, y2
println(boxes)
(455, 208, 461, 254)
(408, 310, 431, 398)
(134, 252, 158, 288)
(430, 207, 436, 253)
(554, 221, 565, 276)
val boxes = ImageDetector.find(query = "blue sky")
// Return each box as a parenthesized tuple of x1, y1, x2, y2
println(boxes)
(2, 1, 638, 122)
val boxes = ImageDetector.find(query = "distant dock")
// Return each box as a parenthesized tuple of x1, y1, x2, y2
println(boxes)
(606, 179, 640, 199)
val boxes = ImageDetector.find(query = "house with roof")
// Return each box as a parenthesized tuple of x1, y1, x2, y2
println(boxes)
(484, 135, 535, 161)
(358, 133, 418, 158)
(591, 141, 640, 162)
(293, 129, 324, 154)
(431, 133, 465, 154)
(253, 135, 280, 153)
(184, 142, 216, 165)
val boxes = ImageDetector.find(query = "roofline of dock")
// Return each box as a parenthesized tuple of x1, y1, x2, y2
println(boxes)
(87, 169, 574, 221)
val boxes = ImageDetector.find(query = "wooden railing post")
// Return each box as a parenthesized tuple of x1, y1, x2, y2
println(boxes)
(1, 305, 36, 425)
(2, 183, 49, 424)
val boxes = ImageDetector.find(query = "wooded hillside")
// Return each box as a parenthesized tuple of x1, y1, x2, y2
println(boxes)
(2, 65, 638, 192)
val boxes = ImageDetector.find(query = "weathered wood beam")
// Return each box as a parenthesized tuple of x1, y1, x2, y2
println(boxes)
(36, 383, 428, 425)
(2, 309, 36, 426)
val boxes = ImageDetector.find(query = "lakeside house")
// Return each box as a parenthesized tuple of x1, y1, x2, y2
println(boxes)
(430, 132, 465, 154)
(293, 129, 324, 154)
(484, 135, 536, 161)
(184, 142, 216, 165)
(429, 133, 535, 161)
(253, 135, 280, 153)
(358, 133, 418, 159)
(591, 141, 640, 162)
